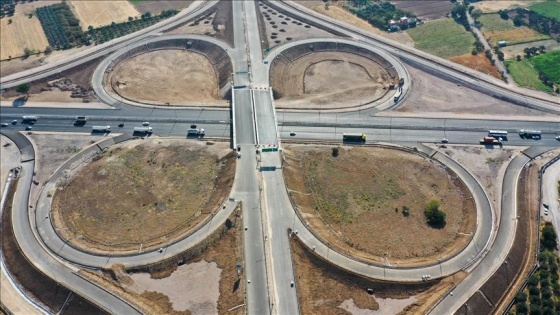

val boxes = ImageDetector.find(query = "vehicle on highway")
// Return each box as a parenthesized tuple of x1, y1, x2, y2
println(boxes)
(488, 130, 508, 140)
(22, 115, 37, 124)
(142, 122, 150, 126)
(290, 131, 296, 136)
(441, 138, 449, 143)
(556, 136, 560, 140)
(237, 152, 241, 159)
(118, 123, 125, 128)
(74, 116, 87, 125)
(1, 123, 8, 127)
(393, 89, 402, 103)
(133, 126, 153, 135)
(25, 126, 33, 131)
(544, 209, 549, 216)
(518, 129, 541, 139)
(190, 124, 197, 129)
(187, 128, 205, 137)
(91, 125, 111, 133)
(11, 120, 17, 125)
(237, 145, 241, 151)
(480, 136, 501, 145)
(343, 133, 366, 143)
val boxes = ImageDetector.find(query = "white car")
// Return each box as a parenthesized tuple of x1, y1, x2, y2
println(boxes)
(1, 123, 8, 127)
(441, 138, 449, 143)
(556, 136, 560, 140)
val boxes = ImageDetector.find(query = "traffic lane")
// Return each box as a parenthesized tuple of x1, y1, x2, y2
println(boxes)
(279, 127, 560, 146)
(234, 89, 256, 145)
(253, 90, 278, 145)
(542, 159, 560, 238)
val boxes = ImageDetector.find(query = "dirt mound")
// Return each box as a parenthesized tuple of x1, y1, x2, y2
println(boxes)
(271, 51, 393, 109)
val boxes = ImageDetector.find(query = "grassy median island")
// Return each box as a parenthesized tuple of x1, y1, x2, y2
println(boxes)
(283, 145, 476, 266)
(52, 139, 236, 254)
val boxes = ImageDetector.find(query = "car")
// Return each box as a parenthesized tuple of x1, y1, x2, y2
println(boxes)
(544, 209, 549, 216)
(118, 123, 125, 128)
(556, 136, 560, 140)
(237, 152, 241, 159)
(237, 145, 241, 151)
(142, 122, 150, 126)
(1, 123, 8, 127)
(190, 124, 197, 129)
(11, 120, 17, 125)
(531, 135, 540, 140)
(441, 138, 449, 143)
(290, 131, 296, 136)
(25, 126, 32, 131)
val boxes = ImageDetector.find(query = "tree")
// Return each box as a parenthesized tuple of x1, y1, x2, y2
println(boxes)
(128, 16, 133, 21)
(516, 302, 528, 314)
(471, 8, 482, 19)
(516, 55, 522, 61)
(44, 46, 53, 55)
(424, 200, 446, 227)
(16, 83, 30, 98)
(332, 147, 339, 157)
(515, 292, 527, 303)
(513, 15, 523, 27)
(499, 10, 509, 20)
(529, 304, 542, 315)
(541, 223, 557, 250)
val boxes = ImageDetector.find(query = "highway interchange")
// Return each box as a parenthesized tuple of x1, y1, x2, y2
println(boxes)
(1, 1, 560, 314)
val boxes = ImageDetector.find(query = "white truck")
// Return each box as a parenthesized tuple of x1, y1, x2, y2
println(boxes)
(133, 126, 153, 134)
(92, 125, 111, 132)
(187, 128, 205, 136)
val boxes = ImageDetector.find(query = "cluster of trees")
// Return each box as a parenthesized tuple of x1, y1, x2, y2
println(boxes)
(513, 7, 560, 41)
(347, 0, 416, 30)
(88, 10, 178, 44)
(36, 2, 85, 49)
(451, 3, 470, 31)
(0, 0, 31, 18)
(522, 46, 547, 58)
(424, 200, 446, 227)
(514, 224, 559, 315)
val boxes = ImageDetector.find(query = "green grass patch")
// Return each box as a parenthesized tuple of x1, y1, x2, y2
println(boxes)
(529, 49, 560, 83)
(504, 59, 553, 92)
(529, 0, 560, 21)
(406, 19, 475, 59)
(478, 13, 515, 32)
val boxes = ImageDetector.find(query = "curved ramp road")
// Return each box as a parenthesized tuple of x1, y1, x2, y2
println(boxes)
(0, 130, 141, 315)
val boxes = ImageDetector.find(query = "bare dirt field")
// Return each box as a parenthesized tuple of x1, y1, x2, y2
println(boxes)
(392, 62, 549, 117)
(0, 45, 90, 77)
(0, 11, 49, 60)
(109, 50, 225, 106)
(450, 53, 501, 79)
(291, 237, 467, 315)
(472, 0, 546, 13)
(258, 2, 337, 49)
(79, 209, 244, 315)
(284, 145, 476, 266)
(132, 1, 193, 15)
(391, 0, 455, 21)
(52, 139, 236, 254)
(68, 1, 140, 30)
(272, 51, 391, 109)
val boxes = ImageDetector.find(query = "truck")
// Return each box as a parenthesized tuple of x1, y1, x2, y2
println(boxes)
(518, 129, 541, 139)
(480, 136, 500, 145)
(343, 133, 366, 143)
(187, 128, 205, 137)
(91, 125, 111, 133)
(133, 126, 153, 134)
(74, 116, 87, 125)
(22, 115, 38, 123)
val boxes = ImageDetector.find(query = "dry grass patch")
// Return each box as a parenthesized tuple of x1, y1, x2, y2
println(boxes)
(68, 0, 140, 30)
(450, 53, 501, 79)
(0, 12, 49, 60)
(283, 145, 476, 266)
(52, 140, 236, 254)
(109, 50, 224, 106)
(472, 1, 546, 13)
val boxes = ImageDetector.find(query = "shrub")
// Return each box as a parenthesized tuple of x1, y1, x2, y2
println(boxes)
(541, 223, 557, 250)
(424, 200, 446, 227)
(515, 292, 527, 303)
(332, 147, 339, 157)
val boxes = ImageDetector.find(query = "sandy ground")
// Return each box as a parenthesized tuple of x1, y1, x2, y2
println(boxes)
(450, 53, 501, 79)
(272, 51, 391, 109)
(391, 62, 550, 117)
(472, 0, 546, 13)
(109, 50, 225, 106)
(165, 11, 217, 36)
(0, 10, 49, 60)
(128, 261, 220, 314)
(340, 296, 417, 315)
(69, 1, 140, 31)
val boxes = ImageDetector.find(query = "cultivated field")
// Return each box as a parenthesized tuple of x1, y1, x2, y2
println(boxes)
(109, 50, 224, 106)
(0, 12, 49, 60)
(478, 14, 549, 46)
(472, 0, 546, 13)
(68, 0, 140, 30)
(529, 0, 560, 20)
(52, 140, 236, 254)
(407, 19, 475, 59)
(271, 51, 391, 109)
(530, 49, 560, 83)
(450, 53, 501, 79)
(391, 0, 455, 21)
(283, 145, 476, 266)
(131, 0, 193, 15)
(504, 59, 554, 91)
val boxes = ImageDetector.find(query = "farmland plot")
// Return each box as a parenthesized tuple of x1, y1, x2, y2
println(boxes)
(69, 0, 140, 30)
(407, 19, 475, 58)
(391, 0, 455, 21)
(0, 13, 48, 60)
(478, 14, 549, 46)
